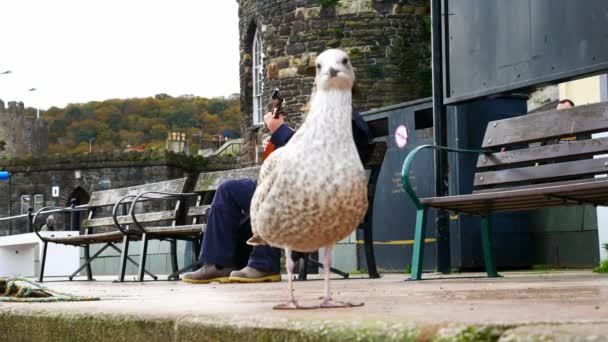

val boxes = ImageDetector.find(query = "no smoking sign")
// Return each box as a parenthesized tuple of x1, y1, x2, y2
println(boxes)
(395, 125, 408, 148)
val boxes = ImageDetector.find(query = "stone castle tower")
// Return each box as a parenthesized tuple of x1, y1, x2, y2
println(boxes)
(237, 0, 431, 164)
(0, 99, 48, 157)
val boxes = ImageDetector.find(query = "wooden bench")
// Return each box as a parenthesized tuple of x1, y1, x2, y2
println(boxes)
(165, 167, 261, 280)
(31, 178, 190, 282)
(165, 152, 386, 281)
(401, 101, 608, 280)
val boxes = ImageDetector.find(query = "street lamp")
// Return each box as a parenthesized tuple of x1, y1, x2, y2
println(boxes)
(89, 138, 95, 154)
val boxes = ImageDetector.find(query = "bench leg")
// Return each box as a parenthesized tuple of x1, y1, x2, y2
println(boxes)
(297, 255, 309, 281)
(38, 241, 48, 283)
(107, 242, 157, 281)
(480, 216, 500, 278)
(138, 234, 149, 282)
(362, 221, 380, 279)
(118, 235, 130, 282)
(170, 239, 179, 275)
(305, 256, 349, 279)
(84, 245, 94, 281)
(410, 207, 428, 281)
(69, 243, 112, 280)
(193, 238, 201, 268)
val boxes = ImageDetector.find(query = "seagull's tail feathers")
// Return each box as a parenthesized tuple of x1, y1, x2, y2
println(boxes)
(247, 234, 269, 246)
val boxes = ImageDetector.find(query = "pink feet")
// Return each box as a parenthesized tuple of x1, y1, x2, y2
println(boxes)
(319, 298, 364, 308)
(273, 300, 317, 310)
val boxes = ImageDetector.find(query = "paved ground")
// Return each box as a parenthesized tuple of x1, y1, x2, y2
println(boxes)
(1, 271, 608, 341)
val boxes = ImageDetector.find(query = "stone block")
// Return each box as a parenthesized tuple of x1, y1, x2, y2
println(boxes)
(336, 0, 374, 16)
(285, 42, 306, 55)
(267, 62, 279, 80)
(279, 67, 299, 79)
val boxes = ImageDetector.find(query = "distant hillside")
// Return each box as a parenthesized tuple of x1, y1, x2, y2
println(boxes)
(43, 94, 241, 155)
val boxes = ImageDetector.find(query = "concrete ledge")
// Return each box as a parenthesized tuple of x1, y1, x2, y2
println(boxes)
(1, 272, 607, 341)
(0, 309, 517, 341)
(4, 309, 608, 341)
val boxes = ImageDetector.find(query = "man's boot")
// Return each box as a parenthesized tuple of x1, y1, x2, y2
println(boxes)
(229, 266, 281, 283)
(182, 264, 233, 284)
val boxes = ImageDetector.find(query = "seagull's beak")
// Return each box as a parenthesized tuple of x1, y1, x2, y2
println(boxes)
(328, 67, 338, 78)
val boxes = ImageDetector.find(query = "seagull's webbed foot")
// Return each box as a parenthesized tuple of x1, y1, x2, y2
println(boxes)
(273, 300, 317, 310)
(319, 297, 364, 309)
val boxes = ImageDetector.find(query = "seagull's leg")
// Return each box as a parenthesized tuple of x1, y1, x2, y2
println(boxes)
(274, 248, 310, 309)
(320, 245, 364, 308)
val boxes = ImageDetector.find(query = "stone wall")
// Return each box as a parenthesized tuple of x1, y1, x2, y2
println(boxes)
(237, 0, 431, 164)
(0, 152, 240, 236)
(0, 100, 48, 157)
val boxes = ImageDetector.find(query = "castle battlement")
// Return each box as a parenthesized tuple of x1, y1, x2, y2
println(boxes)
(0, 98, 48, 157)
(0, 99, 27, 116)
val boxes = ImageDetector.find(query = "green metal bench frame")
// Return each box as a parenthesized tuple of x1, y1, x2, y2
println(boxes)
(401, 145, 497, 281)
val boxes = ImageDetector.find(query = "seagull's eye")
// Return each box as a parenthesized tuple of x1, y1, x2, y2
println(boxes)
(342, 58, 348, 65)
(316, 63, 321, 70)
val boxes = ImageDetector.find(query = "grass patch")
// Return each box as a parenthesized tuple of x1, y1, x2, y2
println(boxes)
(593, 260, 608, 274)
(531, 264, 550, 271)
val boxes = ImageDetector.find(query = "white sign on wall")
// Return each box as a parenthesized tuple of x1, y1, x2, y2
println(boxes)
(395, 125, 408, 148)
(52, 186, 60, 198)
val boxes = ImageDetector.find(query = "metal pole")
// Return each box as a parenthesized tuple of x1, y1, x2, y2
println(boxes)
(431, 0, 450, 274)
(8, 174, 12, 235)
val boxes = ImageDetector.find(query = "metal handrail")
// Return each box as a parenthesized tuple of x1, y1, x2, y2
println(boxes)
(401, 144, 492, 210)
(0, 204, 88, 222)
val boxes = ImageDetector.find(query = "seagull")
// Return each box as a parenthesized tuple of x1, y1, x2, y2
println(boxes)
(249, 49, 367, 309)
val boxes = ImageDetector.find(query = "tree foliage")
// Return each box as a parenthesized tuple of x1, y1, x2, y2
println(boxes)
(44, 94, 241, 154)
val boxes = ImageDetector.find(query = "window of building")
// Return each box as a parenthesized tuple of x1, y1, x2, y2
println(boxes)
(34, 194, 44, 212)
(252, 28, 264, 125)
(20, 195, 31, 214)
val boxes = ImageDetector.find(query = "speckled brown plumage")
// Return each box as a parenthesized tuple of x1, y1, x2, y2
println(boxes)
(249, 49, 368, 309)
(249, 49, 367, 253)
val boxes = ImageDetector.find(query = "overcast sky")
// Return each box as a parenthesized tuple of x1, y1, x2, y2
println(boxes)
(0, 0, 240, 110)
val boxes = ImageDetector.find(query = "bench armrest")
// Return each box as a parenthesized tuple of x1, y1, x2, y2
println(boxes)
(112, 191, 198, 234)
(31, 205, 89, 241)
(401, 144, 492, 210)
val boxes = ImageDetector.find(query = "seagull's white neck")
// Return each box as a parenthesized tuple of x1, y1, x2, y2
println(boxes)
(307, 89, 352, 131)
(288, 88, 354, 152)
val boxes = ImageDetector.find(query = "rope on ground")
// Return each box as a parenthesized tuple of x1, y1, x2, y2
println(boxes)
(0, 277, 100, 302)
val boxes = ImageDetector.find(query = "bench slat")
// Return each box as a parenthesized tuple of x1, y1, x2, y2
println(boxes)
(146, 224, 206, 236)
(473, 177, 606, 194)
(187, 205, 211, 217)
(88, 178, 188, 207)
(482, 102, 608, 148)
(46, 231, 125, 245)
(474, 157, 608, 187)
(422, 179, 608, 213)
(82, 210, 177, 228)
(194, 167, 260, 192)
(477, 136, 608, 168)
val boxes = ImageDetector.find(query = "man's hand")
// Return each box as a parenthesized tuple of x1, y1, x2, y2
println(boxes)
(262, 136, 271, 150)
(264, 111, 285, 133)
